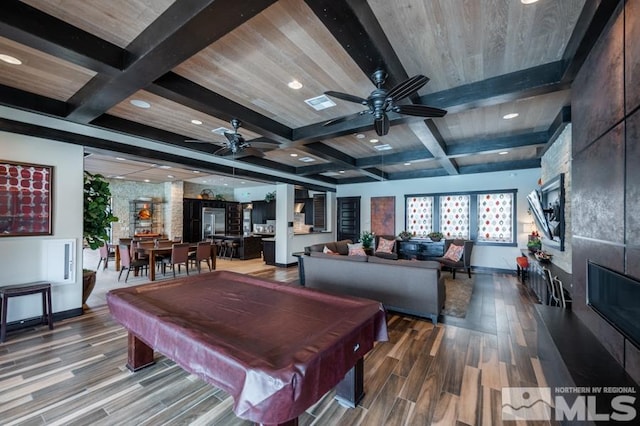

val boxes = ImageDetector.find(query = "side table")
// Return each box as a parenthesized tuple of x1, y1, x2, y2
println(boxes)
(0, 281, 53, 342)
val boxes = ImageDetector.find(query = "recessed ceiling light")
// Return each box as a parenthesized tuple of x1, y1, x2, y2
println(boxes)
(339, 170, 345, 174)
(115, 176, 124, 179)
(356, 134, 365, 139)
(404, 162, 411, 166)
(499, 151, 509, 155)
(167, 175, 174, 178)
(521, 0, 539, 4)
(287, 80, 303, 90)
(0, 54, 22, 65)
(298, 156, 316, 163)
(241, 181, 246, 184)
(159, 165, 172, 169)
(130, 99, 151, 109)
(191, 119, 202, 125)
(369, 138, 379, 143)
(115, 157, 126, 161)
(192, 170, 200, 173)
(223, 183, 228, 186)
(503, 113, 519, 120)
(290, 153, 298, 157)
(144, 179, 150, 183)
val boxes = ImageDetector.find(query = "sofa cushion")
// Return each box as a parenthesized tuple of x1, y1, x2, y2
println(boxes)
(376, 237, 395, 254)
(443, 244, 464, 261)
(348, 242, 366, 256)
(334, 239, 352, 255)
(310, 251, 368, 262)
(374, 251, 398, 260)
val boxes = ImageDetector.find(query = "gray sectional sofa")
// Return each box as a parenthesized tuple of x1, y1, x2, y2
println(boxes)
(298, 251, 445, 324)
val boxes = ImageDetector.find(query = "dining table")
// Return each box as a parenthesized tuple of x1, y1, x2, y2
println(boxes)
(132, 243, 217, 281)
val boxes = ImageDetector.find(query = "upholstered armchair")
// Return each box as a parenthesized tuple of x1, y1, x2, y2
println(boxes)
(373, 235, 399, 260)
(435, 239, 474, 279)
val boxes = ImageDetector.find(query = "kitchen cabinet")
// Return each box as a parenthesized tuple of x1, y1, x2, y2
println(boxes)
(226, 202, 241, 235)
(182, 198, 202, 243)
(262, 238, 275, 265)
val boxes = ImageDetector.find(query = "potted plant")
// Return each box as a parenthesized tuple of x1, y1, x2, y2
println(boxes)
(360, 230, 374, 249)
(265, 191, 276, 203)
(83, 172, 119, 305)
(398, 230, 413, 241)
(428, 231, 443, 242)
(527, 237, 542, 253)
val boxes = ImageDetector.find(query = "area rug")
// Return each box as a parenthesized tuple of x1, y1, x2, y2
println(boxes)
(441, 275, 475, 318)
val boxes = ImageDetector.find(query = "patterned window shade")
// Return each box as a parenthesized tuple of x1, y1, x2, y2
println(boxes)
(477, 192, 514, 243)
(406, 196, 433, 237)
(440, 195, 470, 239)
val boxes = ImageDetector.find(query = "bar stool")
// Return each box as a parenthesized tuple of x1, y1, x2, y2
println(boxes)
(225, 240, 239, 260)
(516, 255, 529, 282)
(214, 239, 225, 258)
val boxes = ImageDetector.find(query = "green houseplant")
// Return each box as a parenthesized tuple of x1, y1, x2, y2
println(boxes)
(398, 230, 413, 241)
(360, 230, 374, 249)
(265, 191, 276, 203)
(428, 231, 443, 242)
(83, 172, 118, 305)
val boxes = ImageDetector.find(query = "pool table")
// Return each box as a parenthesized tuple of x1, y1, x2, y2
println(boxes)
(106, 271, 388, 425)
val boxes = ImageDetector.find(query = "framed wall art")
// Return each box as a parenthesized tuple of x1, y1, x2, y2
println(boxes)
(0, 160, 53, 236)
(371, 196, 395, 235)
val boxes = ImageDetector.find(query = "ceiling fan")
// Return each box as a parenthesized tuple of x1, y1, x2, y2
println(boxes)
(323, 70, 447, 136)
(186, 119, 279, 157)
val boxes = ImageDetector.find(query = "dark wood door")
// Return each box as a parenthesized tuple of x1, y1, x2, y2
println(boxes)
(337, 196, 360, 242)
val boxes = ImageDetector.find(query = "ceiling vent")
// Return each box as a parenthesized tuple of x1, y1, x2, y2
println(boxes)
(373, 144, 393, 151)
(304, 95, 336, 111)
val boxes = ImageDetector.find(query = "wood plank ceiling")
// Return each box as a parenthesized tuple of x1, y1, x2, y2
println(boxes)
(0, 0, 620, 187)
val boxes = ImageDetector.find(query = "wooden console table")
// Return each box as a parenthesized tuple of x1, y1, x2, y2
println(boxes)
(0, 281, 53, 342)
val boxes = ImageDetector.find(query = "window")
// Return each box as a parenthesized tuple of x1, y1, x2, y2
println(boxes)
(405, 190, 516, 246)
(405, 196, 433, 237)
(477, 192, 514, 243)
(439, 194, 470, 239)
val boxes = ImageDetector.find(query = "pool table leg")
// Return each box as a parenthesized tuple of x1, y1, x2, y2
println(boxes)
(334, 358, 364, 408)
(126, 332, 155, 372)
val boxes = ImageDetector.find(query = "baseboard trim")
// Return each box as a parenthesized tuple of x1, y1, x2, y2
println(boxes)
(275, 262, 297, 268)
(5, 307, 83, 333)
(470, 266, 516, 275)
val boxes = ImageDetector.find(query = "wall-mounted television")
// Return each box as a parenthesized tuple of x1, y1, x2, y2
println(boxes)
(526, 173, 565, 251)
(587, 261, 640, 349)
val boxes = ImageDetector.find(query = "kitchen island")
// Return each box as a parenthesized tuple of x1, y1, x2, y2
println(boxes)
(213, 234, 263, 260)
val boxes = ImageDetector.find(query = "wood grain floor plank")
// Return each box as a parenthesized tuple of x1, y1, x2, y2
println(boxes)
(1, 266, 562, 426)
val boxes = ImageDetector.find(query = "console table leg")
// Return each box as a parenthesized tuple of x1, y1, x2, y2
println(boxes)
(127, 332, 155, 371)
(334, 358, 364, 408)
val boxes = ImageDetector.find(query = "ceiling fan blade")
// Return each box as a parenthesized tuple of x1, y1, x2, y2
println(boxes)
(243, 147, 265, 157)
(213, 146, 231, 156)
(224, 132, 240, 143)
(324, 111, 369, 127)
(386, 75, 429, 102)
(185, 139, 214, 143)
(324, 91, 368, 105)
(394, 104, 447, 118)
(374, 114, 390, 136)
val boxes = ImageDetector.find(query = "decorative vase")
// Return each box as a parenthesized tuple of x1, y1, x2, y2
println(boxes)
(82, 270, 96, 306)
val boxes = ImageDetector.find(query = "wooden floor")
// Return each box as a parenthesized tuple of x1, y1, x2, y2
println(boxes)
(0, 256, 557, 425)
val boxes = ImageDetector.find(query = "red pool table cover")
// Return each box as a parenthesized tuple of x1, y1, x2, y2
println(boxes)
(106, 271, 388, 424)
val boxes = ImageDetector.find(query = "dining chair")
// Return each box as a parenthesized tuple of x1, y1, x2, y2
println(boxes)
(189, 241, 213, 273)
(161, 243, 191, 278)
(118, 243, 148, 283)
(97, 243, 110, 270)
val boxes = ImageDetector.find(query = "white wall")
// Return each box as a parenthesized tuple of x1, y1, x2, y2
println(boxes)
(0, 132, 84, 321)
(234, 184, 276, 203)
(336, 168, 541, 271)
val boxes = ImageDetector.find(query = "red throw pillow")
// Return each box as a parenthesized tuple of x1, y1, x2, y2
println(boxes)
(443, 244, 464, 262)
(376, 237, 395, 254)
(348, 242, 366, 256)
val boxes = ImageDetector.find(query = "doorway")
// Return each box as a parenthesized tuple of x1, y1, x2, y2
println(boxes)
(337, 196, 361, 242)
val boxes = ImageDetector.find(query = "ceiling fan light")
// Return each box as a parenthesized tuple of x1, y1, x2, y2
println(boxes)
(503, 112, 519, 120)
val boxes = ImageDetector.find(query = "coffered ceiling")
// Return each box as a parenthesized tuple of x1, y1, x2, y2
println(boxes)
(0, 0, 620, 189)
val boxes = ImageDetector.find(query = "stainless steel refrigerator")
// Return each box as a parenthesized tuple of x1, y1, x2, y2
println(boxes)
(202, 207, 226, 239)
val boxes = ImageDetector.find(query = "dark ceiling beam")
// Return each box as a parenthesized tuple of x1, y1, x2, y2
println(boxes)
(0, 84, 68, 117)
(458, 159, 541, 175)
(420, 61, 567, 113)
(541, 105, 572, 156)
(303, 0, 409, 91)
(148, 73, 292, 143)
(292, 112, 412, 142)
(561, 0, 624, 81)
(0, 116, 334, 191)
(384, 168, 450, 181)
(0, 0, 123, 74)
(302, 142, 383, 180)
(66, 0, 277, 123)
(446, 131, 549, 157)
(234, 156, 297, 175)
(356, 149, 435, 168)
(409, 120, 459, 175)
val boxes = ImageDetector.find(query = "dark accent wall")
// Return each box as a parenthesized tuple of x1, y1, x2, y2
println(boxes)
(572, 0, 640, 384)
